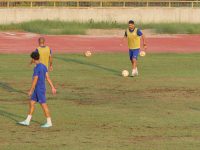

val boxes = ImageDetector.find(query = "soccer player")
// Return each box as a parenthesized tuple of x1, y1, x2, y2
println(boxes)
(30, 37, 53, 71)
(19, 51, 56, 128)
(123, 20, 147, 76)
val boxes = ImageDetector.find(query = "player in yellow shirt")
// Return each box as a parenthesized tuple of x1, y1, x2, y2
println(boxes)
(124, 20, 147, 76)
(30, 37, 53, 71)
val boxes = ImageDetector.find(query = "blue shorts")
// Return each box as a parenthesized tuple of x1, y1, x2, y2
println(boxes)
(129, 49, 140, 60)
(31, 89, 46, 104)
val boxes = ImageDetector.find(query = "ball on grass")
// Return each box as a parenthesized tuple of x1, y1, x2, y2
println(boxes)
(84, 51, 92, 57)
(122, 70, 129, 77)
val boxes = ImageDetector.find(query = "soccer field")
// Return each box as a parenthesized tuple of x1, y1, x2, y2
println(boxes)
(1, 53, 200, 150)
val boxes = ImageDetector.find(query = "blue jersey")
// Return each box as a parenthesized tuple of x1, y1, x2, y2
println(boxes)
(33, 63, 48, 91)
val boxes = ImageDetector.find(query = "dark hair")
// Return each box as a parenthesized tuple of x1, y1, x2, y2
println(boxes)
(38, 37, 45, 44)
(128, 20, 134, 24)
(31, 51, 40, 60)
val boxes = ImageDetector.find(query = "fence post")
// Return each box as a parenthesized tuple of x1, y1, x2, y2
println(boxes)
(54, 1, 56, 7)
(147, 1, 148, 7)
(7, 1, 9, 7)
(77, 1, 79, 8)
(169, 1, 171, 8)
(192, 2, 194, 8)
(100, 1, 102, 7)
(30, 1, 32, 7)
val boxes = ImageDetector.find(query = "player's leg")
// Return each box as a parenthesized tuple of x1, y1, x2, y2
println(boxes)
(41, 103, 51, 118)
(38, 90, 52, 128)
(131, 49, 139, 76)
(131, 58, 137, 76)
(18, 90, 37, 126)
(18, 100, 36, 126)
(40, 103, 52, 128)
(129, 50, 135, 76)
(28, 100, 36, 115)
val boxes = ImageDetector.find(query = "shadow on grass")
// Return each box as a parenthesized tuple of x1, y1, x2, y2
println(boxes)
(0, 82, 26, 95)
(0, 108, 40, 124)
(55, 56, 120, 76)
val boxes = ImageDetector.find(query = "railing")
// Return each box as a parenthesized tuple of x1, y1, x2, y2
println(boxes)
(0, 0, 199, 8)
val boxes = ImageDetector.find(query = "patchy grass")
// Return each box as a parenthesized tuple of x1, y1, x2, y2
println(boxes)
(1, 53, 200, 149)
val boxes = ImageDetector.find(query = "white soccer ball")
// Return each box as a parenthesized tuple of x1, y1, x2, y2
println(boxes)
(122, 70, 129, 77)
(85, 51, 92, 57)
(140, 51, 146, 57)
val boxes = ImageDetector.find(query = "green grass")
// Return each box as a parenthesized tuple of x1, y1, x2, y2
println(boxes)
(140, 23, 200, 34)
(0, 20, 199, 34)
(0, 20, 126, 35)
(1, 53, 200, 149)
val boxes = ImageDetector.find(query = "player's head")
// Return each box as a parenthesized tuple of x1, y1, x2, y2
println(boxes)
(38, 37, 45, 46)
(31, 51, 40, 62)
(128, 20, 135, 29)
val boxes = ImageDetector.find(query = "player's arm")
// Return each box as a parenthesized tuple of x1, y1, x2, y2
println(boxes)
(28, 76, 38, 96)
(46, 72, 56, 95)
(141, 34, 147, 50)
(49, 49, 53, 71)
(137, 29, 147, 50)
(49, 55, 53, 71)
(121, 30, 127, 46)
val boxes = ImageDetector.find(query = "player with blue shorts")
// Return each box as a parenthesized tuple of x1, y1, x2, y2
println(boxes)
(124, 20, 147, 76)
(31, 63, 47, 104)
(19, 51, 56, 128)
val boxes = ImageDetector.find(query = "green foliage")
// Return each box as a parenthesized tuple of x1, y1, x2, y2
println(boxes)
(0, 20, 199, 34)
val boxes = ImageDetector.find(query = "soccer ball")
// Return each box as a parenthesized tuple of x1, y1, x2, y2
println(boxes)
(122, 70, 129, 77)
(85, 51, 92, 57)
(140, 51, 146, 57)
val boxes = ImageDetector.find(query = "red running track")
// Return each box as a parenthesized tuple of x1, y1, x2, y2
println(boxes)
(0, 32, 199, 54)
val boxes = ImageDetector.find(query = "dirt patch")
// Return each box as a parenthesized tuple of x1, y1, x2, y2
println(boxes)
(66, 87, 200, 106)
(72, 99, 94, 105)
(144, 87, 200, 99)
(127, 135, 200, 143)
(0, 138, 8, 144)
(95, 123, 119, 130)
(147, 88, 197, 94)
(0, 99, 27, 104)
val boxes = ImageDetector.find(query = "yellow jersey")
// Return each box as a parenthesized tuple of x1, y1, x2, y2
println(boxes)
(36, 46, 51, 69)
(126, 28, 141, 49)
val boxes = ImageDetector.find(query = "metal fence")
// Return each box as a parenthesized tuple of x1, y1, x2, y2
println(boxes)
(0, 0, 200, 8)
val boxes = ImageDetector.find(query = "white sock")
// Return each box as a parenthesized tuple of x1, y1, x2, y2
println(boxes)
(47, 117, 52, 125)
(25, 115, 32, 123)
(132, 69, 136, 75)
(136, 67, 139, 75)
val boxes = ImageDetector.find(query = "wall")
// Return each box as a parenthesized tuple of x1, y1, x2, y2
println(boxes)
(1, 8, 200, 24)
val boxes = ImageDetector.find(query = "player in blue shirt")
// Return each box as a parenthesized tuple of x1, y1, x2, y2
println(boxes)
(19, 51, 56, 128)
